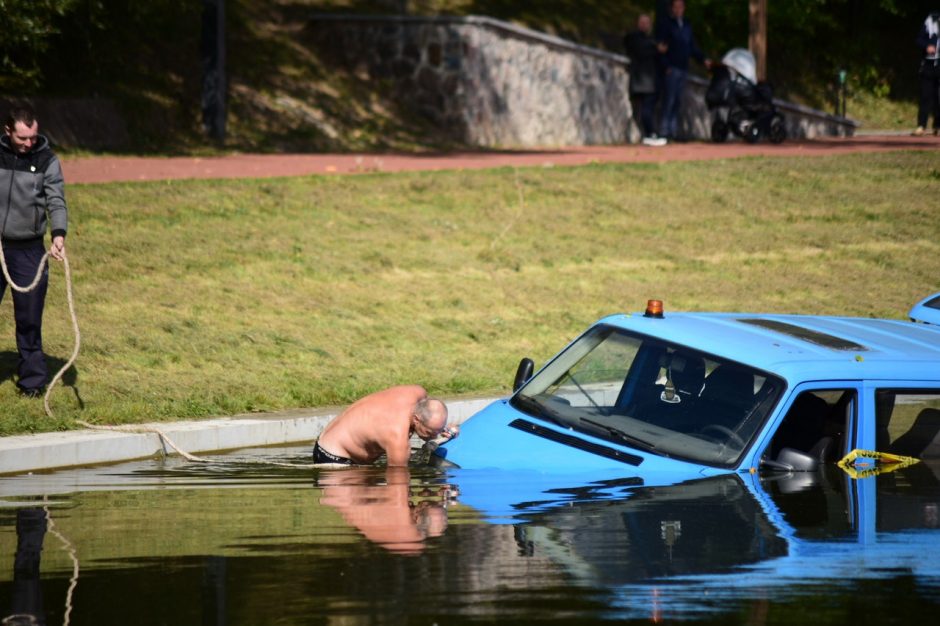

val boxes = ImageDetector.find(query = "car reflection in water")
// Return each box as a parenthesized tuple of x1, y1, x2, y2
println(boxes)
(316, 467, 455, 556)
(448, 460, 940, 619)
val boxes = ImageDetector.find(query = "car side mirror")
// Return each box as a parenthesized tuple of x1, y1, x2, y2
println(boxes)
(513, 358, 535, 392)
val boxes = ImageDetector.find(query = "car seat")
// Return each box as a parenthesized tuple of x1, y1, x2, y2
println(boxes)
(888, 408, 940, 459)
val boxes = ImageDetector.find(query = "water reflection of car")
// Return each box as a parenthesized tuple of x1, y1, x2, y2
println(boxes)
(449, 461, 940, 619)
(434, 294, 940, 478)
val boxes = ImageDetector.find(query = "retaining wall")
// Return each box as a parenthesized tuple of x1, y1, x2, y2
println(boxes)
(308, 14, 634, 147)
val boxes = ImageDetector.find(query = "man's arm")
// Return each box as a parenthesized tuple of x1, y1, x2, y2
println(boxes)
(44, 157, 67, 260)
(385, 435, 411, 467)
(385, 430, 413, 467)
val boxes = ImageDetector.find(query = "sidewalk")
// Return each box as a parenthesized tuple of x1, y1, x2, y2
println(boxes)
(0, 396, 497, 476)
(62, 136, 939, 184)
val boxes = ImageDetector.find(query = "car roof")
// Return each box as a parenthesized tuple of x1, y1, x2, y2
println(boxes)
(601, 310, 940, 385)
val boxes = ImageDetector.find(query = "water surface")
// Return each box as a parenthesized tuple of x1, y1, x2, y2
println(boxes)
(1, 446, 939, 625)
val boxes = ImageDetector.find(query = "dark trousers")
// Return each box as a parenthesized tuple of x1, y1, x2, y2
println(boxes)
(661, 68, 688, 139)
(918, 66, 940, 129)
(633, 92, 659, 138)
(0, 245, 49, 391)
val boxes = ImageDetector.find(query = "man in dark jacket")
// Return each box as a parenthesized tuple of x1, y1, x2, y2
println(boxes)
(625, 14, 667, 146)
(915, 12, 940, 135)
(655, 0, 710, 140)
(0, 106, 68, 397)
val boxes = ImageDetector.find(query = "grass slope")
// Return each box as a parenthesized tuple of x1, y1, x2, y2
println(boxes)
(1, 151, 938, 435)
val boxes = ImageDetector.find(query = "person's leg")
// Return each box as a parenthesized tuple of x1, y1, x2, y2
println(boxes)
(662, 69, 687, 139)
(640, 93, 658, 138)
(630, 95, 645, 139)
(932, 74, 940, 133)
(917, 71, 933, 131)
(672, 69, 688, 140)
(660, 71, 679, 139)
(8, 247, 49, 393)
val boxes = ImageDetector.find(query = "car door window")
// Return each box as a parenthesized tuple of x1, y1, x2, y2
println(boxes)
(764, 389, 855, 470)
(875, 390, 940, 459)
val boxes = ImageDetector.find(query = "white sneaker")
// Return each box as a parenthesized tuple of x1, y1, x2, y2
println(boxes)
(642, 136, 668, 147)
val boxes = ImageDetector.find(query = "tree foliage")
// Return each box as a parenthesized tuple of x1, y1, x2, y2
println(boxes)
(0, 0, 79, 89)
(686, 0, 940, 101)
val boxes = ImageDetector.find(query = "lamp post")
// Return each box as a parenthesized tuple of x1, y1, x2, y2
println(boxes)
(838, 69, 847, 118)
(201, 0, 226, 143)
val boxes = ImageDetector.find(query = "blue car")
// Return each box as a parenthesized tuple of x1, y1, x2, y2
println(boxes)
(434, 295, 940, 478)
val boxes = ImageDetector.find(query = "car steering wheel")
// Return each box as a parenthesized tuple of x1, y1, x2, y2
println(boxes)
(699, 424, 745, 449)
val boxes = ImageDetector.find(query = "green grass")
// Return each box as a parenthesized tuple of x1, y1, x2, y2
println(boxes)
(2, 151, 939, 435)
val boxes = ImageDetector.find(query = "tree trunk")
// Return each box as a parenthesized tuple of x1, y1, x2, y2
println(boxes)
(748, 0, 768, 81)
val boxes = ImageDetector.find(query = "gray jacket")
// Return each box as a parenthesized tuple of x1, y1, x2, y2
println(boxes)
(0, 134, 68, 242)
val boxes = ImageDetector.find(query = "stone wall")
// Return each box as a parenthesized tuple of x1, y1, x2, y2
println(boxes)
(309, 14, 857, 147)
(309, 15, 634, 147)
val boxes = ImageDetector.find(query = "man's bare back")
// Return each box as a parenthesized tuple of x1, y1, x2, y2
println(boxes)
(315, 385, 457, 466)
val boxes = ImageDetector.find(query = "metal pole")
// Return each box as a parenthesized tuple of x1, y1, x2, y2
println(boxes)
(201, 0, 226, 142)
(839, 69, 847, 118)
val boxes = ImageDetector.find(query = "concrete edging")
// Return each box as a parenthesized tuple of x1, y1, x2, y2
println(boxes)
(0, 396, 499, 476)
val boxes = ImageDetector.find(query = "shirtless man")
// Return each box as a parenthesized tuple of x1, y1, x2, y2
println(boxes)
(314, 385, 458, 466)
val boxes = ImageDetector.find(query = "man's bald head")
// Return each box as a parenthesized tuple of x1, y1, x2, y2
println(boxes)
(414, 397, 448, 440)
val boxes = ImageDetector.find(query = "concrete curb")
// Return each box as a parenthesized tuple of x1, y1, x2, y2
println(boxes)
(0, 396, 499, 476)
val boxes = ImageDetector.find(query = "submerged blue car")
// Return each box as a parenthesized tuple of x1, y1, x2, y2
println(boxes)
(434, 295, 940, 477)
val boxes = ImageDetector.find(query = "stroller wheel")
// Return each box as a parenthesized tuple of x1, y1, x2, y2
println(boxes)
(743, 123, 761, 144)
(769, 116, 787, 144)
(711, 119, 729, 143)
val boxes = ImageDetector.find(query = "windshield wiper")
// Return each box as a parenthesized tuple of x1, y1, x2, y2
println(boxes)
(512, 394, 570, 428)
(563, 371, 602, 409)
(579, 417, 659, 454)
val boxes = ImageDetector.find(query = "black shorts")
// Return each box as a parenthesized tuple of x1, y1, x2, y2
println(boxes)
(312, 441, 357, 465)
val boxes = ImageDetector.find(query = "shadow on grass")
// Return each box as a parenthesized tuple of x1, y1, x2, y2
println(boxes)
(0, 350, 84, 408)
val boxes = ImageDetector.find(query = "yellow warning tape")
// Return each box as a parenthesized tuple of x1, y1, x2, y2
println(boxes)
(837, 448, 920, 479)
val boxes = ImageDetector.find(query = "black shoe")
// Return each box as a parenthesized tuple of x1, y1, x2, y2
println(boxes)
(18, 387, 44, 399)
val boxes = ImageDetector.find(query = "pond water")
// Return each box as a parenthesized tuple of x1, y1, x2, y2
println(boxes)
(1, 445, 939, 625)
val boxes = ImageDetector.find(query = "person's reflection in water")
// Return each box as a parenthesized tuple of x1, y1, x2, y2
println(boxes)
(3, 508, 48, 626)
(318, 467, 454, 555)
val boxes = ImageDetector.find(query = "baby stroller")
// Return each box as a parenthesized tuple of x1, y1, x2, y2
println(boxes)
(705, 48, 786, 144)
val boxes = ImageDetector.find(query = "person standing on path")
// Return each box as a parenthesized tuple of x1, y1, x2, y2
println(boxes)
(915, 12, 940, 136)
(0, 106, 68, 397)
(625, 13, 667, 146)
(656, 0, 711, 141)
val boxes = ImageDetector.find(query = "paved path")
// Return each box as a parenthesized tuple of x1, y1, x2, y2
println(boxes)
(63, 135, 939, 184)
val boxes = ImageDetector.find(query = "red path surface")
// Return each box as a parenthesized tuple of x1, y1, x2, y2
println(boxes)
(63, 135, 938, 184)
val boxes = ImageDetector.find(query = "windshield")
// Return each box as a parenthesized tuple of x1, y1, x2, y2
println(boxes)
(511, 324, 785, 468)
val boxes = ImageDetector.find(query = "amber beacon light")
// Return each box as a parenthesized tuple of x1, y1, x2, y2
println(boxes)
(644, 299, 665, 318)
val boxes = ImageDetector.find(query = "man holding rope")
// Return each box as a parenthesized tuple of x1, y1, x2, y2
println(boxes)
(0, 106, 68, 398)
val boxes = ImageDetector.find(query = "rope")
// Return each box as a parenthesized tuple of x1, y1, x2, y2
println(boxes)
(837, 448, 920, 479)
(74, 419, 342, 469)
(43, 502, 80, 626)
(0, 238, 80, 418)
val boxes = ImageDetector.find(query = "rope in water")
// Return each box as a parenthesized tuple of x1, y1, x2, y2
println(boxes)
(73, 419, 441, 470)
(44, 500, 79, 626)
(0, 240, 80, 418)
(73, 419, 341, 469)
